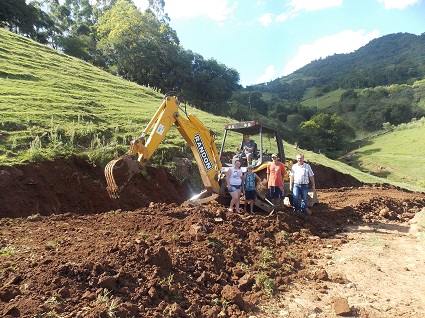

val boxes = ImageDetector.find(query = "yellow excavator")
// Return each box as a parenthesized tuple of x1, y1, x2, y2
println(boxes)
(105, 92, 223, 204)
(105, 92, 318, 212)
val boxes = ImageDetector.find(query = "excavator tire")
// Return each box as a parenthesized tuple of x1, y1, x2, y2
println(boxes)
(104, 154, 140, 198)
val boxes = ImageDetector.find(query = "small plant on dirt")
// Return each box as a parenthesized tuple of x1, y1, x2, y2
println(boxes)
(96, 289, 120, 318)
(255, 271, 275, 296)
(212, 297, 231, 308)
(96, 288, 112, 303)
(0, 246, 17, 257)
(107, 298, 120, 318)
(45, 296, 59, 305)
(276, 230, 292, 244)
(138, 231, 149, 242)
(139, 168, 150, 180)
(206, 237, 224, 251)
(159, 273, 174, 291)
(28, 135, 43, 160)
(259, 246, 276, 269)
(239, 262, 251, 273)
(167, 233, 180, 244)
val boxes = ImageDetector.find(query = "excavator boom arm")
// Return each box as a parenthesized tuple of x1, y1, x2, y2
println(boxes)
(105, 93, 222, 198)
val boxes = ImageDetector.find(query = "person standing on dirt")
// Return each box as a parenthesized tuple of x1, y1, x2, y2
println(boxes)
(226, 160, 243, 213)
(238, 134, 256, 165)
(267, 154, 286, 206)
(289, 153, 315, 217)
(242, 165, 261, 214)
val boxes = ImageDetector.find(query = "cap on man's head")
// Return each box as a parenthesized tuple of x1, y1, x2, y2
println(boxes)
(271, 153, 278, 158)
(247, 165, 254, 169)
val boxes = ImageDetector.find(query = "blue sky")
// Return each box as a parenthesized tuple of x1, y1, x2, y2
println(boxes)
(137, 0, 424, 87)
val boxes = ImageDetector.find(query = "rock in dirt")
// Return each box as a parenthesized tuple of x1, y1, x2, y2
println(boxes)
(332, 296, 351, 315)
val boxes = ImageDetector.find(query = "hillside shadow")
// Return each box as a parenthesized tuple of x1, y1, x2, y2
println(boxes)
(0, 70, 40, 81)
(356, 148, 382, 156)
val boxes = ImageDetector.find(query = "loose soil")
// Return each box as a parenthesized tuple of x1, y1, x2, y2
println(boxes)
(1, 156, 425, 317)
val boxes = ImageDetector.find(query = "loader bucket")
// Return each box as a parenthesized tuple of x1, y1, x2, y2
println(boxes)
(104, 154, 140, 198)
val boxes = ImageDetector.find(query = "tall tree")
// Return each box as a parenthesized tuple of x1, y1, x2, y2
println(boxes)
(182, 55, 240, 114)
(148, 0, 168, 22)
(0, 0, 41, 38)
(298, 113, 355, 157)
(96, 0, 179, 91)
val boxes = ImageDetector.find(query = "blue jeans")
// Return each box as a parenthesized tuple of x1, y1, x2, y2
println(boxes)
(293, 184, 308, 213)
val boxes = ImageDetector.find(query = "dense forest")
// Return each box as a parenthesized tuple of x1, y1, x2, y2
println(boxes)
(2, 0, 425, 158)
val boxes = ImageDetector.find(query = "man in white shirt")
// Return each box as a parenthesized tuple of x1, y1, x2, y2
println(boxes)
(289, 154, 315, 217)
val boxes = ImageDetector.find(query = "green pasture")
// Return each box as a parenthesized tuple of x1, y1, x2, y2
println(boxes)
(348, 119, 425, 188)
(0, 29, 234, 166)
(301, 88, 348, 110)
(0, 28, 424, 192)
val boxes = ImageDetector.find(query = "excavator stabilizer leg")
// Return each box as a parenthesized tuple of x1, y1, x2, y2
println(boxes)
(181, 190, 219, 206)
(105, 155, 140, 198)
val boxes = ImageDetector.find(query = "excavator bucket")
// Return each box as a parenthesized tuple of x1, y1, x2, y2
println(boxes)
(104, 155, 140, 198)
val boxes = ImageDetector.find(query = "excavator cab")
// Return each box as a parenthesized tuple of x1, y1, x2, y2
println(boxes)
(217, 121, 288, 212)
(219, 120, 286, 169)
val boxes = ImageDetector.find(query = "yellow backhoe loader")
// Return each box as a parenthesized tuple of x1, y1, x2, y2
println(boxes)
(104, 92, 318, 212)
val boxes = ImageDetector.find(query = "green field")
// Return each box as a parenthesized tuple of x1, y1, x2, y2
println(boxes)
(301, 88, 348, 110)
(1, 28, 424, 192)
(348, 119, 425, 187)
(0, 28, 235, 166)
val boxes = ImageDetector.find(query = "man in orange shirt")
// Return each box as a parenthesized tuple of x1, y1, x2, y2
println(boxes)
(267, 153, 286, 206)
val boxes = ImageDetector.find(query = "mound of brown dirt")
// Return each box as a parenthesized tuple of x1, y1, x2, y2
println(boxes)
(310, 163, 363, 189)
(1, 158, 425, 317)
(0, 156, 191, 218)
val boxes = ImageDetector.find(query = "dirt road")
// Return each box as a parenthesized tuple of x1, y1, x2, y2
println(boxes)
(1, 157, 424, 317)
(262, 212, 425, 318)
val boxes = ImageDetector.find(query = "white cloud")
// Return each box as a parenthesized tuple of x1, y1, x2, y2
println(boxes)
(273, 0, 341, 24)
(281, 29, 380, 76)
(286, 0, 342, 13)
(256, 65, 276, 84)
(258, 13, 273, 27)
(164, 0, 234, 21)
(276, 12, 294, 22)
(377, 0, 421, 10)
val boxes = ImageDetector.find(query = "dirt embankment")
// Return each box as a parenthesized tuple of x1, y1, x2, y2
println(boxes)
(0, 156, 361, 219)
(0, 156, 192, 218)
(1, 157, 425, 317)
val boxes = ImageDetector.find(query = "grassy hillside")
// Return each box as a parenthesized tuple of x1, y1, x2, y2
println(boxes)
(0, 28, 235, 166)
(301, 88, 347, 110)
(343, 119, 425, 188)
(1, 28, 424, 193)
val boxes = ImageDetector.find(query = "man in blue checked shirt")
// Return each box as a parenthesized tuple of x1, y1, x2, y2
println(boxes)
(289, 153, 316, 217)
